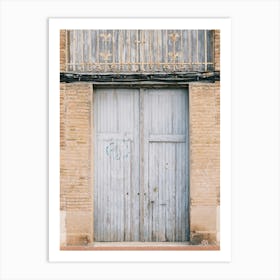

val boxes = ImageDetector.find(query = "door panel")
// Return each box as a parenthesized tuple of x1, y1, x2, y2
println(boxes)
(94, 89, 140, 241)
(142, 89, 188, 241)
(94, 88, 188, 242)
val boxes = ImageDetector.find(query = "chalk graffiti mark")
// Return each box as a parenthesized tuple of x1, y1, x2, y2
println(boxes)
(105, 141, 130, 160)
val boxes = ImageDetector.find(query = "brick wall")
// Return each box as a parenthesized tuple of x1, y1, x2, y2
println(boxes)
(60, 83, 93, 245)
(60, 82, 220, 246)
(60, 30, 66, 72)
(214, 30, 220, 71)
(189, 82, 220, 245)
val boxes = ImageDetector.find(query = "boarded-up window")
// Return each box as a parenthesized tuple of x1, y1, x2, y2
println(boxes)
(66, 30, 214, 73)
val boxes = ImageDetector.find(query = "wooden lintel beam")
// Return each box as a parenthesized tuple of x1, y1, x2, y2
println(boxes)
(60, 71, 220, 84)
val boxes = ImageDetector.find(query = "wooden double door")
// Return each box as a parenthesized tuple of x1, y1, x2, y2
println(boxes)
(93, 88, 189, 242)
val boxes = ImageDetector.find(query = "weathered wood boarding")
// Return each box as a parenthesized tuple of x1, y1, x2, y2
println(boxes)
(67, 30, 214, 73)
(94, 88, 188, 241)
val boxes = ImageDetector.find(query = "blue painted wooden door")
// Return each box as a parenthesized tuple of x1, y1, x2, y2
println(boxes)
(94, 88, 188, 241)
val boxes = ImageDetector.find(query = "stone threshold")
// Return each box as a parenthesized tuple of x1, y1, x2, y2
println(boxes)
(61, 242, 220, 251)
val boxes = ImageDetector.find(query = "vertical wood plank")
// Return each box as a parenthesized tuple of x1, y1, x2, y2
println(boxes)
(198, 30, 205, 71)
(207, 30, 214, 71)
(204, 30, 207, 71)
(132, 90, 140, 240)
(139, 88, 145, 241)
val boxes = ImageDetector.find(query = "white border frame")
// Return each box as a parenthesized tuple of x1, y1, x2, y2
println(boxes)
(49, 18, 231, 262)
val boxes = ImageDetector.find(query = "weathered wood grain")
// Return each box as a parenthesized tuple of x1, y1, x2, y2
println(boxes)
(66, 30, 214, 73)
(94, 88, 189, 242)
